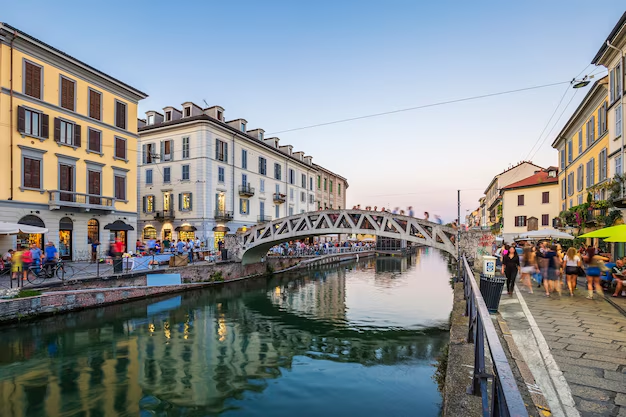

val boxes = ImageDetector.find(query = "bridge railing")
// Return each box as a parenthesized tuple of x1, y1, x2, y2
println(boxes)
(461, 255, 528, 417)
(267, 246, 370, 257)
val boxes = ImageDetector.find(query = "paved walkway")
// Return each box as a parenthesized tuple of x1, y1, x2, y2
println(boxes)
(498, 279, 626, 417)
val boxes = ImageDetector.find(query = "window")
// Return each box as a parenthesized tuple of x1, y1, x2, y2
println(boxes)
(147, 114, 155, 125)
(144, 195, 154, 213)
(180, 193, 192, 211)
(23, 60, 42, 99)
(561, 179, 566, 199)
(216, 109, 223, 121)
(599, 148, 607, 181)
(146, 169, 153, 185)
(578, 129, 582, 154)
(163, 192, 171, 211)
(165, 111, 172, 121)
(617, 104, 623, 138)
(338, 184, 341, 196)
(260, 179, 265, 192)
(114, 175, 126, 200)
(240, 198, 249, 214)
(330, 180, 333, 192)
(317, 175, 321, 189)
(324, 178, 327, 191)
(517, 195, 524, 206)
(23, 157, 41, 189)
(114, 137, 126, 160)
(610, 63, 622, 103)
(567, 172, 574, 196)
(542, 191, 549, 204)
(309, 194, 314, 204)
(55, 118, 80, 146)
(290, 188, 294, 200)
(216, 139, 228, 161)
(289, 207, 294, 216)
(143, 143, 155, 164)
(182, 165, 190, 181)
(275, 183, 280, 194)
(88, 128, 101, 153)
(162, 140, 173, 161)
(163, 167, 171, 183)
(182, 137, 190, 159)
(275, 205, 280, 219)
(578, 194, 583, 205)
(567, 139, 573, 163)
(88, 89, 102, 120)
(289, 169, 295, 184)
(300, 191, 306, 202)
(259, 132, 264, 140)
(241, 149, 248, 169)
(599, 102, 607, 135)
(88, 170, 101, 204)
(115, 101, 127, 129)
(301, 173, 306, 188)
(541, 214, 549, 226)
(274, 163, 282, 180)
(514, 216, 527, 227)
(576, 165, 584, 192)
(218, 166, 225, 182)
(184, 107, 191, 117)
(616, 155, 623, 176)
(241, 122, 246, 132)
(310, 177, 313, 191)
(586, 158, 595, 188)
(589, 116, 595, 143)
(560, 149, 565, 169)
(60, 76, 76, 111)
(259, 157, 267, 175)
(242, 173, 247, 186)
(18, 106, 48, 138)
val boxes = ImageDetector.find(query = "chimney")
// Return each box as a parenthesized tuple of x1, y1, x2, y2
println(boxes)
(204, 105, 225, 122)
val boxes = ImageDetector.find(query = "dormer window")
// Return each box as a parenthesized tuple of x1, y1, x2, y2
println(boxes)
(240, 122, 246, 132)
(216, 110, 223, 121)
(165, 111, 172, 121)
(259, 132, 264, 140)
(184, 107, 191, 117)
(147, 114, 155, 125)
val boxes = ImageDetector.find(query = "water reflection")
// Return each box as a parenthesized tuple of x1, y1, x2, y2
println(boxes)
(0, 249, 453, 417)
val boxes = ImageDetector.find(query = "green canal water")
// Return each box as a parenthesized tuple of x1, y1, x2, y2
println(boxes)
(0, 249, 454, 417)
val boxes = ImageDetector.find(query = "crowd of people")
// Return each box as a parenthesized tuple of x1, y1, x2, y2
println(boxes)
(133, 237, 224, 262)
(1, 242, 59, 281)
(268, 240, 372, 257)
(349, 206, 459, 228)
(496, 241, 626, 299)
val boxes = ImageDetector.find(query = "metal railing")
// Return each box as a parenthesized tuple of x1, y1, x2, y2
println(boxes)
(257, 215, 272, 223)
(154, 210, 175, 221)
(461, 255, 528, 417)
(268, 245, 370, 257)
(48, 190, 115, 210)
(214, 210, 234, 221)
(273, 193, 286, 203)
(586, 208, 607, 223)
(238, 184, 255, 196)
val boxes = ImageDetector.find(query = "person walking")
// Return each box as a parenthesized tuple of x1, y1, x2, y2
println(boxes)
(43, 242, 58, 277)
(408, 206, 414, 217)
(30, 243, 43, 275)
(424, 212, 429, 222)
(543, 245, 561, 297)
(520, 247, 537, 294)
(502, 246, 520, 296)
(563, 247, 582, 297)
(20, 245, 33, 281)
(90, 240, 100, 263)
(11, 246, 24, 281)
(584, 247, 609, 299)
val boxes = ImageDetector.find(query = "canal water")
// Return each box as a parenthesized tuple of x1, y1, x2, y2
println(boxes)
(0, 249, 454, 417)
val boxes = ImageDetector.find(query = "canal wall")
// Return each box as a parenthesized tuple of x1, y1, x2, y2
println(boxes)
(0, 250, 375, 324)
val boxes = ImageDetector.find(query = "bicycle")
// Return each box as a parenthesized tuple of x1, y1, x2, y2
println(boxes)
(26, 261, 75, 285)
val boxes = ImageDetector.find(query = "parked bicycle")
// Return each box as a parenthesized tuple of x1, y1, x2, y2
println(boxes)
(27, 261, 74, 285)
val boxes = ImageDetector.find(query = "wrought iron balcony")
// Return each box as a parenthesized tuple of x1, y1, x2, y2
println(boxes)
(48, 190, 115, 212)
(214, 210, 234, 222)
(257, 215, 272, 223)
(238, 184, 255, 197)
(273, 193, 286, 204)
(154, 210, 175, 221)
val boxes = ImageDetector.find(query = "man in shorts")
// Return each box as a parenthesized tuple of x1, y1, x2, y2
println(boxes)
(612, 259, 626, 297)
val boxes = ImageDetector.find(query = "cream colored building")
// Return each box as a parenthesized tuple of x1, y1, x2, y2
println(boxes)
(500, 167, 559, 243)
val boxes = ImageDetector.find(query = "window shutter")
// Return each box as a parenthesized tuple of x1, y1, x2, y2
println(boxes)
(74, 124, 81, 147)
(169, 140, 174, 161)
(239, 198, 243, 213)
(189, 193, 193, 210)
(54, 118, 61, 142)
(142, 196, 146, 212)
(17, 106, 25, 132)
(224, 143, 228, 162)
(178, 194, 182, 212)
(160, 141, 164, 160)
(142, 144, 147, 164)
(41, 113, 49, 138)
(215, 139, 219, 159)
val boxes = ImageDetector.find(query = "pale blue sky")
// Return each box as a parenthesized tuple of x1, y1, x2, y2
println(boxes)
(3, 1, 625, 220)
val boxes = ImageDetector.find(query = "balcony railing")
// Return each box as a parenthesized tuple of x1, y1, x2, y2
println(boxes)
(273, 193, 286, 204)
(238, 184, 255, 197)
(257, 215, 272, 223)
(154, 210, 175, 221)
(48, 190, 114, 212)
(586, 208, 607, 224)
(214, 210, 233, 222)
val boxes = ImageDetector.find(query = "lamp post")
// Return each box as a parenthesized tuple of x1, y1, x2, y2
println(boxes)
(604, 41, 625, 200)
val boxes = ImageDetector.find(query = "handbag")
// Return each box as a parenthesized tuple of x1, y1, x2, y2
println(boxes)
(576, 266, 586, 277)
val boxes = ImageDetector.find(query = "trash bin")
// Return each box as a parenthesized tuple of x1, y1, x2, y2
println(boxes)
(113, 257, 123, 273)
(479, 274, 506, 313)
(221, 248, 228, 261)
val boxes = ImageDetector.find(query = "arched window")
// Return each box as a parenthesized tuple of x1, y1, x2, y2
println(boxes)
(17, 215, 45, 249)
(87, 219, 99, 244)
(143, 226, 157, 240)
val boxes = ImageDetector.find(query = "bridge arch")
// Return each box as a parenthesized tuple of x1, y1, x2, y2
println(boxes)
(230, 210, 458, 265)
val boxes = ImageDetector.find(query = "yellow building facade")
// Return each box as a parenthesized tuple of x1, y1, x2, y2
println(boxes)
(552, 77, 609, 212)
(0, 23, 146, 259)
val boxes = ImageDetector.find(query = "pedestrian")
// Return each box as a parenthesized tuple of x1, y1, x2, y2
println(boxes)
(563, 247, 582, 297)
(176, 239, 185, 254)
(611, 259, 625, 297)
(147, 237, 156, 255)
(43, 241, 58, 277)
(187, 238, 194, 262)
(543, 245, 562, 297)
(90, 240, 100, 263)
(501, 245, 520, 296)
(583, 247, 609, 299)
(30, 243, 42, 274)
(21, 245, 33, 281)
(11, 246, 24, 281)
(520, 247, 537, 294)
(408, 206, 414, 217)
(163, 237, 171, 252)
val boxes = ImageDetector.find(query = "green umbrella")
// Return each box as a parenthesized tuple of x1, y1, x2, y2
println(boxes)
(578, 224, 626, 239)
(601, 229, 626, 242)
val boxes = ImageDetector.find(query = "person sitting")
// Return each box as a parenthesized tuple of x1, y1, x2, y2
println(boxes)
(612, 259, 626, 297)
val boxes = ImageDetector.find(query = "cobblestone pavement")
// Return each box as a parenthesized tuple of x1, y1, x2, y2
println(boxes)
(499, 279, 626, 417)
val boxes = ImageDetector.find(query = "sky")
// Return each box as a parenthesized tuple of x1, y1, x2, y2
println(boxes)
(3, 0, 625, 221)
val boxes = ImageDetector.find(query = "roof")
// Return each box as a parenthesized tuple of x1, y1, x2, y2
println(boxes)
(591, 11, 626, 65)
(501, 170, 559, 191)
(483, 161, 544, 194)
(0, 22, 147, 99)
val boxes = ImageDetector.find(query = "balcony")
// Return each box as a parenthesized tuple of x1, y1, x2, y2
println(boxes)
(273, 193, 286, 204)
(257, 215, 272, 224)
(48, 190, 114, 212)
(238, 184, 255, 197)
(586, 208, 607, 224)
(154, 210, 175, 222)
(214, 210, 234, 222)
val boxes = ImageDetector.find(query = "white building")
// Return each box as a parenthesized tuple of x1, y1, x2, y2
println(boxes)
(137, 103, 337, 249)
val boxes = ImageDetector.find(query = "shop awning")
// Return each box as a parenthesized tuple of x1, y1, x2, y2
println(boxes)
(212, 226, 230, 233)
(0, 222, 48, 235)
(104, 220, 135, 231)
(175, 225, 197, 232)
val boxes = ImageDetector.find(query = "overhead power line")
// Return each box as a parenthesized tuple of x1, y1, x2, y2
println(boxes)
(266, 81, 571, 135)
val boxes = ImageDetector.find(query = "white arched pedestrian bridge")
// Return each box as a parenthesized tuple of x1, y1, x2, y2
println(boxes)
(231, 210, 458, 265)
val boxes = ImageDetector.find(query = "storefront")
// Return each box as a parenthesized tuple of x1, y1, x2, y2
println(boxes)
(58, 217, 73, 260)
(175, 225, 197, 242)
(143, 226, 157, 240)
(17, 215, 45, 250)
(212, 226, 230, 249)
(104, 220, 135, 253)
(163, 228, 172, 241)
(87, 219, 100, 244)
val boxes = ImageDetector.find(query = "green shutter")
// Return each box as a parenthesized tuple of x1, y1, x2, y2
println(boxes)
(178, 193, 182, 212)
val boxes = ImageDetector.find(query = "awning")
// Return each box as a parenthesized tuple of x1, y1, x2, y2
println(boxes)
(104, 220, 135, 231)
(212, 226, 230, 233)
(0, 222, 48, 235)
(175, 225, 197, 232)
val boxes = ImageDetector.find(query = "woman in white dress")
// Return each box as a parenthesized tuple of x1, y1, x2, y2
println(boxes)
(563, 246, 581, 297)
(520, 247, 538, 294)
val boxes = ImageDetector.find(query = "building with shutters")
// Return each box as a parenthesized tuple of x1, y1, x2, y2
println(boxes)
(314, 165, 348, 210)
(0, 23, 147, 259)
(137, 103, 347, 249)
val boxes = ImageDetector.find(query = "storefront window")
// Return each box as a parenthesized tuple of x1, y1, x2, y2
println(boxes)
(163, 229, 172, 241)
(87, 219, 99, 244)
(214, 232, 225, 249)
(179, 231, 195, 242)
(59, 217, 73, 260)
(17, 215, 45, 250)
(143, 226, 157, 240)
